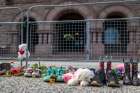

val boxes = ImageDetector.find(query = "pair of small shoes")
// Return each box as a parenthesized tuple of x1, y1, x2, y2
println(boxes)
(56, 67, 65, 82)
(24, 68, 33, 77)
(32, 69, 41, 78)
(43, 66, 66, 82)
(24, 68, 41, 77)
(43, 66, 56, 82)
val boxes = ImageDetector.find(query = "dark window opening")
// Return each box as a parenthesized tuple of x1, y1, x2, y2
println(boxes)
(53, 11, 86, 53)
(5, 0, 14, 5)
(102, 12, 128, 54)
(19, 17, 38, 53)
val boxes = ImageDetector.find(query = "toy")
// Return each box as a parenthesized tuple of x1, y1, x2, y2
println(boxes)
(63, 72, 74, 83)
(18, 44, 30, 67)
(115, 64, 124, 80)
(0, 63, 11, 76)
(49, 75, 56, 85)
(67, 68, 95, 86)
(39, 65, 47, 74)
(10, 67, 23, 76)
(63, 66, 76, 83)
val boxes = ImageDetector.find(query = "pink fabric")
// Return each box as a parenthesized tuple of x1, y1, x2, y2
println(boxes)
(63, 73, 74, 83)
(116, 64, 124, 73)
(19, 48, 25, 55)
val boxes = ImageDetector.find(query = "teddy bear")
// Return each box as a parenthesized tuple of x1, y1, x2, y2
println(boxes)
(18, 44, 30, 67)
(67, 68, 95, 86)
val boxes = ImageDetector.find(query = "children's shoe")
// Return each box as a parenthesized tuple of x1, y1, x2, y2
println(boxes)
(56, 67, 65, 82)
(132, 59, 140, 86)
(123, 59, 132, 85)
(43, 66, 55, 82)
(32, 69, 41, 78)
(91, 61, 105, 87)
(106, 61, 120, 87)
(24, 68, 33, 77)
(91, 70, 104, 87)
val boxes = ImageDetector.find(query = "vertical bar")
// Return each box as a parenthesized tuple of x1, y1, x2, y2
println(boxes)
(25, 11, 29, 67)
(85, 20, 91, 60)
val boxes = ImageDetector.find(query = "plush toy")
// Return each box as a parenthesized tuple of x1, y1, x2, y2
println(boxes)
(115, 64, 124, 79)
(67, 68, 95, 86)
(63, 72, 74, 83)
(63, 66, 76, 83)
(10, 67, 23, 76)
(0, 63, 11, 76)
(18, 44, 30, 67)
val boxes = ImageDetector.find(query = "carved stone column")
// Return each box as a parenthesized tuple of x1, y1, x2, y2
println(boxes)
(127, 27, 136, 57)
(35, 32, 52, 55)
(92, 28, 104, 57)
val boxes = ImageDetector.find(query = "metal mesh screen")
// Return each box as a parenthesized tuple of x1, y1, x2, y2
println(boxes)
(0, 7, 22, 59)
(0, 22, 21, 59)
(27, 17, 139, 61)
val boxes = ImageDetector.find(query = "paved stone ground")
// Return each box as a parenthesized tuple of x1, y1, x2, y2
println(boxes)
(0, 77, 140, 93)
(0, 61, 140, 93)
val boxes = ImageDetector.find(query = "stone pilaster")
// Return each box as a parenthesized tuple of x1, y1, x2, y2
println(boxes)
(92, 28, 104, 57)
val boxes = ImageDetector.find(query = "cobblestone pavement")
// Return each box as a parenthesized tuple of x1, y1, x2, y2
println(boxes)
(0, 77, 140, 93)
(0, 61, 140, 93)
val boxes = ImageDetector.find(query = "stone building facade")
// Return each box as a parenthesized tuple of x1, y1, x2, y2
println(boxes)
(0, 0, 140, 60)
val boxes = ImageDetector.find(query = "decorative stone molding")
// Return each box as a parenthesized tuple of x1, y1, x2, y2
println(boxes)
(46, 1, 96, 21)
(97, 5, 134, 28)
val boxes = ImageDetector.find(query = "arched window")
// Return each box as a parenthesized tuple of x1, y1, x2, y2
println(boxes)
(5, 0, 13, 5)
(53, 10, 86, 53)
(102, 12, 128, 54)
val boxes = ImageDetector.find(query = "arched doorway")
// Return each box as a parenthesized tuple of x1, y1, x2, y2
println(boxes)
(53, 10, 86, 53)
(19, 17, 38, 53)
(102, 12, 129, 54)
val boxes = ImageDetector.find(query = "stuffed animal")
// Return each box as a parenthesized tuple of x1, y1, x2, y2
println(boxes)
(18, 44, 30, 67)
(10, 67, 23, 76)
(0, 63, 11, 76)
(63, 66, 76, 83)
(115, 64, 124, 79)
(67, 68, 95, 86)
(63, 72, 74, 83)
(18, 44, 30, 60)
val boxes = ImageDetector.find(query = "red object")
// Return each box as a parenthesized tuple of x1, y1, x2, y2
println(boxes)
(0, 71, 5, 75)
(100, 61, 104, 70)
(10, 67, 22, 75)
(19, 48, 25, 55)
(107, 61, 112, 70)
(63, 73, 74, 83)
